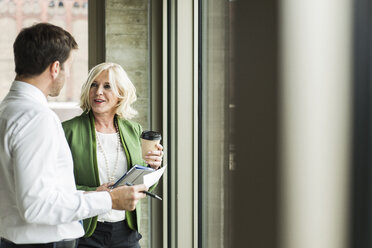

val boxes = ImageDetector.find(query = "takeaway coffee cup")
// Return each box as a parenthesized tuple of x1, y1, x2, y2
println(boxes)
(141, 131, 162, 163)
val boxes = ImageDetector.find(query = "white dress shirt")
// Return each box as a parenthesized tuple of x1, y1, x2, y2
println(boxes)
(0, 81, 112, 244)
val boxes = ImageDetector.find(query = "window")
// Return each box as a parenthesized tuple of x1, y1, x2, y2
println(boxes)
(200, 0, 233, 247)
(0, 0, 88, 106)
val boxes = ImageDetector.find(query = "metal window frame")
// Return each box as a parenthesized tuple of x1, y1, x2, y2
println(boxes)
(351, 0, 372, 247)
(162, 0, 199, 247)
(88, 0, 106, 69)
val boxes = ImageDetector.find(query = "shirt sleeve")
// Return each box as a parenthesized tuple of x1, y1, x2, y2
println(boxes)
(11, 112, 112, 225)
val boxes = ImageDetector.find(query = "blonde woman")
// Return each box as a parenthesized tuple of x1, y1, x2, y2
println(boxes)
(63, 62, 163, 248)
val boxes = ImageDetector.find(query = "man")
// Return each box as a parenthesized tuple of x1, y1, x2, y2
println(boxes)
(0, 23, 147, 247)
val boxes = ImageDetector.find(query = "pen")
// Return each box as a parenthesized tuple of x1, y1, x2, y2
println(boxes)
(125, 182, 162, 201)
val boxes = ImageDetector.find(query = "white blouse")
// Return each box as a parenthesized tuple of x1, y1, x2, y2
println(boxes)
(96, 131, 128, 222)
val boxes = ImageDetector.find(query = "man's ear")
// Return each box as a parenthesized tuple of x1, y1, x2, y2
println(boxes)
(50, 61, 60, 80)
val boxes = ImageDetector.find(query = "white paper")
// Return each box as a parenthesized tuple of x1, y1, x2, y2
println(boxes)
(143, 164, 167, 188)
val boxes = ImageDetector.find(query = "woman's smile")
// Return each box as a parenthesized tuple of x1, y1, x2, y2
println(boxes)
(93, 98, 106, 104)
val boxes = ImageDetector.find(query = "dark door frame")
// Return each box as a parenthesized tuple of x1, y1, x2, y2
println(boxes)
(352, 0, 372, 247)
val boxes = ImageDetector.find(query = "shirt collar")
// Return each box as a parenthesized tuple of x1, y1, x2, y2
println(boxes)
(10, 80, 48, 106)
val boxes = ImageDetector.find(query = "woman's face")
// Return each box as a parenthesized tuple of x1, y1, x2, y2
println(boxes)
(89, 70, 120, 116)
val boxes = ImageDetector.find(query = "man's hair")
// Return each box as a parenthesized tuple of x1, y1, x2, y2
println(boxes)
(13, 23, 78, 77)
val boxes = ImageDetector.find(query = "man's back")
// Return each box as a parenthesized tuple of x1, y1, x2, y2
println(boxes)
(0, 81, 111, 244)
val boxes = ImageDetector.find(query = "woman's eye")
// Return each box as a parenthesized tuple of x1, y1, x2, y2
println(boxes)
(104, 84, 111, 89)
(91, 83, 97, 88)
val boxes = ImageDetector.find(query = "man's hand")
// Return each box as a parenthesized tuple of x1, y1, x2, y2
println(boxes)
(109, 184, 148, 211)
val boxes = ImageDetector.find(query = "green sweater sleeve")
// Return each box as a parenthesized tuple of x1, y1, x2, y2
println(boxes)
(77, 185, 97, 192)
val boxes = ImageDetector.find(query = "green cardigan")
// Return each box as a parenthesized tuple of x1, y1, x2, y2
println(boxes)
(62, 111, 145, 237)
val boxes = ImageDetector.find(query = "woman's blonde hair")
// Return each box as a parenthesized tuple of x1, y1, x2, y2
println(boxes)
(80, 62, 138, 119)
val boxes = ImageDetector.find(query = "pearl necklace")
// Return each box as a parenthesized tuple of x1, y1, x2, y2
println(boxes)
(95, 121, 121, 183)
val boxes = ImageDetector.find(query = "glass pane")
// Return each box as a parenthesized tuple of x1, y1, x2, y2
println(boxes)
(201, 0, 233, 247)
(105, 0, 151, 247)
(0, 0, 88, 103)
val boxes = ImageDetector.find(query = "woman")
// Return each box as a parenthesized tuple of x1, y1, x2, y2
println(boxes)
(62, 62, 163, 248)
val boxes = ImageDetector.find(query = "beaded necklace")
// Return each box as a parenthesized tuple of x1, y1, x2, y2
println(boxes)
(95, 120, 121, 183)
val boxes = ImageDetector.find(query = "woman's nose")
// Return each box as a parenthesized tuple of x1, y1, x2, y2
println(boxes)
(96, 86, 103, 95)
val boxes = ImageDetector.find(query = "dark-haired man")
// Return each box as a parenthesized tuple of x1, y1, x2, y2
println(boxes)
(0, 23, 147, 248)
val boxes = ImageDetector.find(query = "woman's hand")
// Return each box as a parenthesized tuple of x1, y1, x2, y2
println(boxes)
(96, 183, 113, 192)
(145, 143, 164, 170)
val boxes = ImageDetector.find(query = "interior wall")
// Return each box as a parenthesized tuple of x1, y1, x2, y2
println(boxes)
(105, 0, 150, 129)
